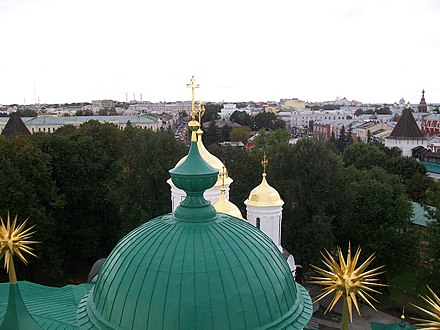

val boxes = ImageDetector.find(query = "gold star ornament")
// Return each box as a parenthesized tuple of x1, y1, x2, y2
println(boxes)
(0, 213, 39, 284)
(309, 243, 386, 324)
(411, 286, 440, 330)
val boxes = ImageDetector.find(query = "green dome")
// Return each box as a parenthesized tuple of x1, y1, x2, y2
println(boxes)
(77, 140, 312, 329)
(77, 213, 312, 329)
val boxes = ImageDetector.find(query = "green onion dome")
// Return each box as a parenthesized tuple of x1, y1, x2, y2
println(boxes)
(77, 138, 312, 329)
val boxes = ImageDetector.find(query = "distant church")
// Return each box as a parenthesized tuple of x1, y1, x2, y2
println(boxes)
(385, 90, 428, 156)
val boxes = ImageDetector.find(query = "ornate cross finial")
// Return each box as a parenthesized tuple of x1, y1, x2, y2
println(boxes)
(220, 166, 228, 187)
(261, 153, 268, 174)
(186, 76, 199, 121)
(197, 100, 206, 124)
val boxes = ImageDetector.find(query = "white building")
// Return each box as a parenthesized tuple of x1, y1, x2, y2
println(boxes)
(385, 108, 427, 156)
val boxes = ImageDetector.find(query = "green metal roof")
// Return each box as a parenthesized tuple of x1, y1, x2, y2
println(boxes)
(78, 140, 312, 329)
(0, 281, 93, 329)
(421, 161, 440, 174)
(79, 213, 312, 329)
(411, 202, 434, 227)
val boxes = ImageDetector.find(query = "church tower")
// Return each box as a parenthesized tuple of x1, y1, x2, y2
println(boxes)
(244, 155, 284, 251)
(418, 89, 427, 113)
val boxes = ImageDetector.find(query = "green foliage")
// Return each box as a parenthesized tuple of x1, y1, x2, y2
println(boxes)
(343, 142, 387, 169)
(202, 103, 222, 123)
(229, 126, 251, 144)
(354, 108, 364, 116)
(0, 136, 64, 283)
(376, 106, 391, 115)
(335, 166, 419, 276)
(202, 121, 221, 146)
(254, 111, 286, 130)
(221, 125, 232, 142)
(253, 129, 289, 152)
(270, 138, 342, 266)
(229, 110, 253, 127)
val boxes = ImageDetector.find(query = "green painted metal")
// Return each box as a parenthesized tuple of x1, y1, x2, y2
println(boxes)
(78, 140, 312, 329)
(0, 281, 93, 329)
(0, 283, 42, 330)
(79, 213, 312, 329)
(170, 140, 218, 222)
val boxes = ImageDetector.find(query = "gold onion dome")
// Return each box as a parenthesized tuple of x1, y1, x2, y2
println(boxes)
(245, 155, 283, 207)
(213, 168, 243, 219)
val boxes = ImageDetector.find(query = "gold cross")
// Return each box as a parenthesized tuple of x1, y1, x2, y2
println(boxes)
(261, 153, 268, 174)
(186, 76, 199, 121)
(220, 166, 228, 187)
(197, 100, 206, 123)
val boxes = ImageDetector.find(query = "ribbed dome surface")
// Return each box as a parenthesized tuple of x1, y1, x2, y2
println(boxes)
(245, 174, 284, 207)
(213, 193, 244, 219)
(77, 213, 312, 329)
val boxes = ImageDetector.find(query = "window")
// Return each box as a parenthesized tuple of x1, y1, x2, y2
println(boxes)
(256, 217, 260, 230)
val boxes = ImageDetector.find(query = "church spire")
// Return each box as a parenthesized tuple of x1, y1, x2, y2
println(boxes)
(418, 89, 427, 113)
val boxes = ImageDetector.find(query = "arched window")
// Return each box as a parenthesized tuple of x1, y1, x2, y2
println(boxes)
(256, 217, 260, 230)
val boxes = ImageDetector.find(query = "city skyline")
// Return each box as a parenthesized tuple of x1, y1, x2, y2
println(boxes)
(1, 0, 439, 105)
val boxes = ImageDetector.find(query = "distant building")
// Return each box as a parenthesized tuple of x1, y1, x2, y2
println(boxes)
(356, 121, 394, 143)
(385, 108, 427, 156)
(418, 89, 427, 113)
(0, 107, 31, 137)
(281, 98, 305, 110)
(92, 100, 114, 113)
(11, 115, 161, 134)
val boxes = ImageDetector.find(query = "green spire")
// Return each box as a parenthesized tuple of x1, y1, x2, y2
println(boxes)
(169, 140, 218, 222)
(0, 283, 43, 330)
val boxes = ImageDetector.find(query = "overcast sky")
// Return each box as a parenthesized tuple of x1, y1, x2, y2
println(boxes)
(1, 0, 439, 105)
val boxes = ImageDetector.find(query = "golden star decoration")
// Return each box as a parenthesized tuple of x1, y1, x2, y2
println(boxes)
(411, 286, 440, 330)
(0, 213, 38, 284)
(309, 243, 386, 322)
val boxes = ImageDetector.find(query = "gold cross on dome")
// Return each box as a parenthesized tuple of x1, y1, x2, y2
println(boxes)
(220, 166, 228, 187)
(197, 100, 206, 123)
(261, 154, 268, 174)
(186, 76, 199, 121)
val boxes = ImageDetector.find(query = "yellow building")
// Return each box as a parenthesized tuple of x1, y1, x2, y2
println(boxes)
(283, 99, 306, 110)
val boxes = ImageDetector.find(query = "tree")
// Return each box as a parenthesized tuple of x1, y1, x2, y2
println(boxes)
(111, 126, 186, 235)
(229, 126, 251, 144)
(0, 136, 64, 283)
(354, 108, 364, 116)
(202, 103, 222, 123)
(269, 138, 343, 266)
(229, 110, 253, 127)
(202, 120, 220, 146)
(37, 121, 125, 276)
(220, 125, 232, 142)
(376, 106, 392, 115)
(343, 142, 388, 169)
(253, 129, 289, 152)
(254, 111, 285, 130)
(334, 166, 419, 276)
